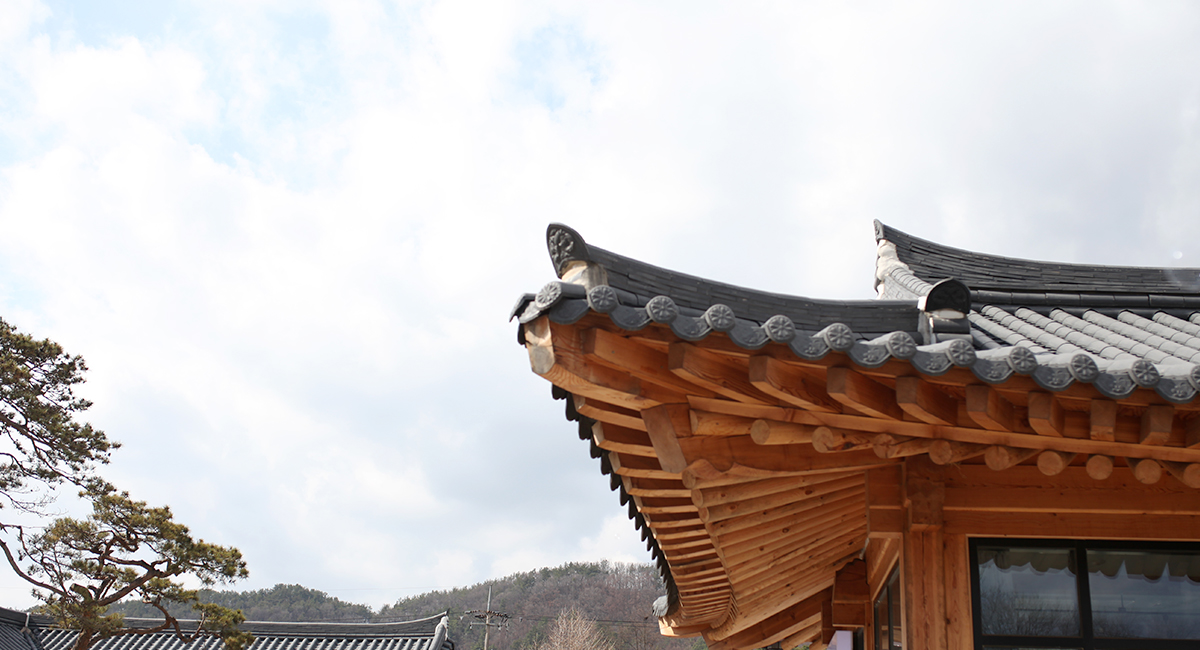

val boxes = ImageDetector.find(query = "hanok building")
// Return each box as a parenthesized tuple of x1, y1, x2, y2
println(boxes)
(512, 223, 1200, 650)
(0, 609, 454, 650)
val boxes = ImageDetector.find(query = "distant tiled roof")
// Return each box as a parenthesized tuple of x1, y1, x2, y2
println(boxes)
(0, 609, 43, 650)
(1, 609, 452, 650)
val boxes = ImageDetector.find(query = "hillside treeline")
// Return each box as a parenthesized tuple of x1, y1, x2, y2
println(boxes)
(378, 561, 701, 650)
(106, 562, 703, 650)
(106, 583, 375, 622)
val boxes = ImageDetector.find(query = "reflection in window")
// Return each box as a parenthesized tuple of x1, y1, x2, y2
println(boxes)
(1088, 549, 1200, 640)
(977, 547, 1080, 637)
(874, 566, 902, 649)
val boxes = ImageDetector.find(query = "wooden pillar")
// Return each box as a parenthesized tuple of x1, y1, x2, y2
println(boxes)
(904, 458, 947, 650)
(943, 533, 972, 650)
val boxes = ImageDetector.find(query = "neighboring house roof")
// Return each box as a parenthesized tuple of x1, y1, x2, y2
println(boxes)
(0, 609, 452, 650)
(0, 609, 43, 650)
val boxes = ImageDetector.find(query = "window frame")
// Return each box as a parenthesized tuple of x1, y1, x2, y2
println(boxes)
(969, 537, 1200, 650)
(874, 563, 901, 650)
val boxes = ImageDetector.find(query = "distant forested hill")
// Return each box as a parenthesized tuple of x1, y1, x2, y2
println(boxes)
(376, 561, 700, 650)
(106, 583, 375, 622)
(105, 562, 701, 650)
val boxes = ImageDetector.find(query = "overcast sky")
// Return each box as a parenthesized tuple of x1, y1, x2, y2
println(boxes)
(1, 0, 1199, 613)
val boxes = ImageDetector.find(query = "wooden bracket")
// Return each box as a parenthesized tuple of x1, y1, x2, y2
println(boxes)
(895, 376, 957, 425)
(966, 386, 1014, 431)
(641, 404, 692, 473)
(984, 446, 1038, 471)
(1028, 392, 1064, 437)
(748, 356, 840, 413)
(827, 368, 903, 420)
(1090, 400, 1117, 442)
(1141, 405, 1174, 446)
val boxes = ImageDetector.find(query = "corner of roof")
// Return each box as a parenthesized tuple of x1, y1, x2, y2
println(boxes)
(546, 223, 591, 278)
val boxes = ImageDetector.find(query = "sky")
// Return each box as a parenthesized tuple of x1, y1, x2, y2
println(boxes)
(0, 0, 1199, 613)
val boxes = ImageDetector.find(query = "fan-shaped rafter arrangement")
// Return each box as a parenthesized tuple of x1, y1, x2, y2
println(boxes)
(513, 224, 1200, 650)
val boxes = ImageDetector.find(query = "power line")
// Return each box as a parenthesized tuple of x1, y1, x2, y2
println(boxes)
(462, 587, 511, 650)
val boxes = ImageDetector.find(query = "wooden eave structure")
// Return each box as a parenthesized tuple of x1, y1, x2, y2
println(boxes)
(512, 223, 1200, 650)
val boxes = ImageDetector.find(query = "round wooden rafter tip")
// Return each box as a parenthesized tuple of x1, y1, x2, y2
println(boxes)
(1085, 454, 1114, 481)
(1127, 457, 1163, 485)
(1037, 450, 1076, 477)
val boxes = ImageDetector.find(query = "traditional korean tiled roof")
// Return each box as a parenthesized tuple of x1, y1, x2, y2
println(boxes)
(0, 609, 43, 650)
(512, 222, 1200, 648)
(514, 223, 1200, 404)
(10, 610, 452, 650)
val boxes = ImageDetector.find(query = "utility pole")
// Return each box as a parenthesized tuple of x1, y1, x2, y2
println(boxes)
(465, 587, 511, 650)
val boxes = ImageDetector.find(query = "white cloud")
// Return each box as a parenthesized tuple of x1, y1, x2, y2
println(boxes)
(1, 0, 1199, 612)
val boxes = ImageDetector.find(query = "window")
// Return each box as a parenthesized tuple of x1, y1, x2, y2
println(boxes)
(874, 565, 902, 650)
(970, 539, 1200, 650)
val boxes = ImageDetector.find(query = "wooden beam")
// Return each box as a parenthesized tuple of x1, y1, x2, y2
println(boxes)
(827, 367, 903, 420)
(733, 529, 867, 599)
(945, 510, 1200, 539)
(1128, 457, 1163, 484)
(1163, 461, 1200, 489)
(639, 498, 700, 515)
(928, 440, 987, 465)
(748, 355, 840, 413)
(581, 328, 717, 398)
(831, 559, 869, 628)
(708, 589, 830, 650)
(641, 404, 691, 473)
(573, 396, 647, 431)
(873, 434, 938, 459)
(942, 483, 1200, 515)
(693, 472, 854, 509)
(687, 375, 1200, 464)
(712, 485, 865, 542)
(812, 427, 876, 453)
(608, 453, 675, 480)
(1090, 400, 1117, 442)
(1028, 392, 1064, 437)
(904, 526, 946, 650)
(943, 533, 972, 650)
(1141, 405, 1174, 445)
(1086, 454, 1114, 480)
(525, 317, 674, 409)
(1036, 450, 1076, 476)
(591, 422, 657, 457)
(690, 410, 755, 437)
(625, 477, 691, 498)
(734, 547, 864, 628)
(1188, 416, 1200, 448)
(682, 435, 894, 477)
(750, 419, 820, 445)
(703, 474, 864, 524)
(895, 376, 958, 425)
(776, 621, 822, 650)
(721, 503, 868, 568)
(668, 342, 773, 405)
(966, 385, 1015, 431)
(984, 446, 1038, 471)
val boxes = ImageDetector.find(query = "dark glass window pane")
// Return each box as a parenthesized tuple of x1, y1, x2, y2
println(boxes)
(887, 570, 902, 648)
(1088, 548, 1200, 640)
(982, 647, 1082, 650)
(977, 546, 1080, 637)
(875, 587, 888, 650)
